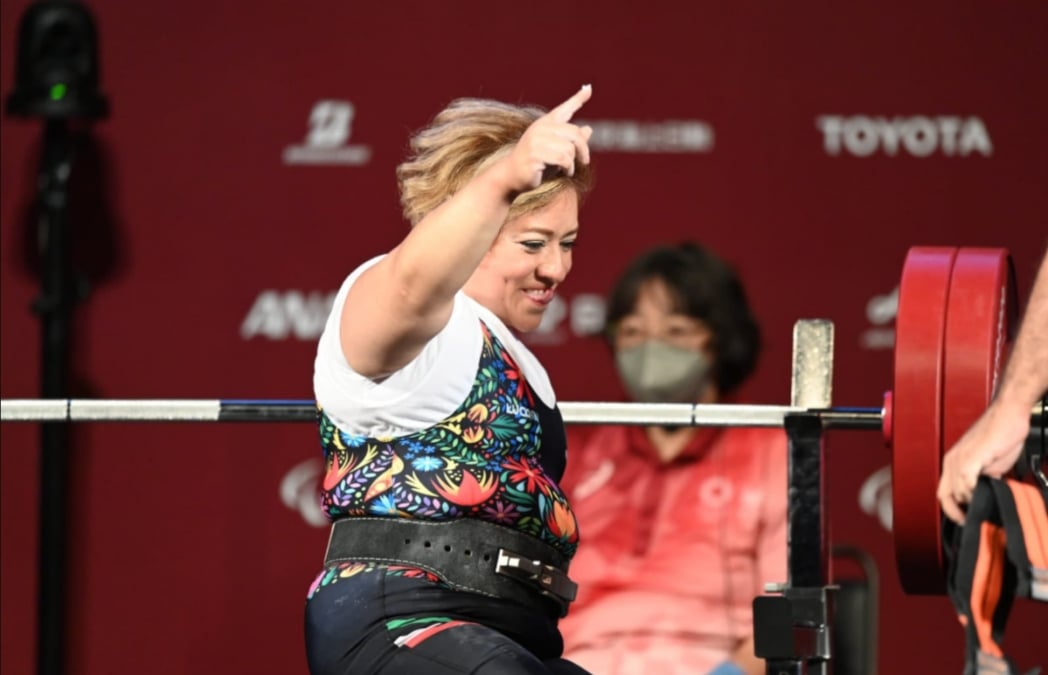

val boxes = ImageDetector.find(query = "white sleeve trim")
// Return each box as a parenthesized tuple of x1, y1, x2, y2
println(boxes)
(313, 256, 482, 438)
(313, 257, 558, 437)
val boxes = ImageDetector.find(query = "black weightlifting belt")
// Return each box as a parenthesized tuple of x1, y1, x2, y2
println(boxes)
(323, 517, 578, 618)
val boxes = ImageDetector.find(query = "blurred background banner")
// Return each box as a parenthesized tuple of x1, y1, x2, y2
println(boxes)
(1, 1, 1045, 673)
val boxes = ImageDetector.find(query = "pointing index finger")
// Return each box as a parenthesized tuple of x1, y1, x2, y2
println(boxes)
(549, 84, 592, 123)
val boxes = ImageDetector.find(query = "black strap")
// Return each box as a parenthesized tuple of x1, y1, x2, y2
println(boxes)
(324, 517, 577, 618)
(944, 477, 1048, 675)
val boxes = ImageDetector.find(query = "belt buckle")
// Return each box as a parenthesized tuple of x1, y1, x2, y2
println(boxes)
(495, 548, 578, 605)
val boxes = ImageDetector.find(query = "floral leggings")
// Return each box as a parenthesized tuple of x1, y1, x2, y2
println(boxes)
(304, 563, 590, 675)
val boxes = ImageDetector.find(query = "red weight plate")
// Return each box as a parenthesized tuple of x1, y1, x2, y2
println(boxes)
(943, 249, 1018, 452)
(892, 246, 956, 595)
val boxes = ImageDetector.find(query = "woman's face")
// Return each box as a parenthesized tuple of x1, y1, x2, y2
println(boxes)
(612, 278, 713, 357)
(464, 189, 579, 332)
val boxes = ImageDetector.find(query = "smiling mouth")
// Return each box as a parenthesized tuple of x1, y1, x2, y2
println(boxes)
(524, 288, 554, 306)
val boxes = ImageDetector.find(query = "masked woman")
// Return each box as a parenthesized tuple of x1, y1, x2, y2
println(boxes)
(558, 242, 787, 675)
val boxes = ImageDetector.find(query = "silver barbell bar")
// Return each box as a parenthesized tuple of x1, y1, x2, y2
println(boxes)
(4, 397, 1039, 430)
(0, 397, 887, 428)
(0, 320, 853, 426)
(1, 318, 1037, 429)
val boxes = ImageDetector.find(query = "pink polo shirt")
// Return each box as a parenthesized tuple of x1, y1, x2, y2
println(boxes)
(559, 423, 788, 674)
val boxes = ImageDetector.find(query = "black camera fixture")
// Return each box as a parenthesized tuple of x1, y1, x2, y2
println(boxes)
(6, 0, 108, 120)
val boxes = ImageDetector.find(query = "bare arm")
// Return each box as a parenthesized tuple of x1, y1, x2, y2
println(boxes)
(340, 86, 593, 378)
(938, 246, 1048, 523)
(340, 163, 518, 377)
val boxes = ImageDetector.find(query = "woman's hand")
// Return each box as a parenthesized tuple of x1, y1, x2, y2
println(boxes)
(504, 85, 594, 192)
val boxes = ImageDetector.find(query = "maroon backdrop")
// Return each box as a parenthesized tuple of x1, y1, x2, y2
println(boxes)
(2, 1, 1046, 673)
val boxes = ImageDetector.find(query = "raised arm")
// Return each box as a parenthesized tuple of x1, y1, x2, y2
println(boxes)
(339, 86, 593, 379)
(938, 247, 1048, 523)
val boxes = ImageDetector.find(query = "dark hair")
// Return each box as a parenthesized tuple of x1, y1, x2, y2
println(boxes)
(605, 242, 762, 394)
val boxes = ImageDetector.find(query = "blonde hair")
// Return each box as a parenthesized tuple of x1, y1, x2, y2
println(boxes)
(396, 98, 593, 226)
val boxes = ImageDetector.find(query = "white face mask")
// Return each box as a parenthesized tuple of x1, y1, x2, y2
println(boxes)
(614, 340, 712, 403)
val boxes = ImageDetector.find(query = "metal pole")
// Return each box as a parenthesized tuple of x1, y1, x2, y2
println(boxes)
(36, 119, 74, 675)
(756, 413, 834, 675)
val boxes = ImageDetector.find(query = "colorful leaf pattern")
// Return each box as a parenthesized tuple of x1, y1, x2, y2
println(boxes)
(311, 322, 578, 597)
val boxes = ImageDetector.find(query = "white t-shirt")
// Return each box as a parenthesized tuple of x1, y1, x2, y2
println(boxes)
(313, 256, 557, 439)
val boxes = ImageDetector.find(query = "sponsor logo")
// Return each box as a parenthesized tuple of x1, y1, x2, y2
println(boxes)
(694, 477, 764, 522)
(241, 290, 336, 340)
(521, 292, 607, 346)
(279, 458, 328, 528)
(241, 290, 606, 343)
(816, 115, 993, 157)
(578, 119, 714, 153)
(861, 286, 898, 350)
(283, 100, 372, 166)
(858, 465, 893, 532)
(503, 397, 540, 422)
(698, 475, 734, 510)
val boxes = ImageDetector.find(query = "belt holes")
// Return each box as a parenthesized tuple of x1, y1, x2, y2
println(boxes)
(444, 545, 452, 552)
(424, 541, 431, 548)
(464, 549, 472, 557)
(483, 554, 491, 562)
(404, 539, 411, 545)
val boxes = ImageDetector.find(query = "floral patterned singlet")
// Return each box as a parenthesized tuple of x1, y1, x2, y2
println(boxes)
(314, 320, 579, 590)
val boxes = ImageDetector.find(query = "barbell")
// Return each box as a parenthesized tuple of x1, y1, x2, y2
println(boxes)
(2, 246, 1045, 597)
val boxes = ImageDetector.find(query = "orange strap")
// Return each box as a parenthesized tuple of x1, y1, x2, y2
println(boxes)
(944, 477, 1047, 674)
